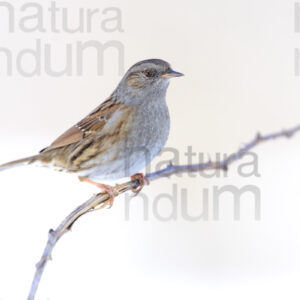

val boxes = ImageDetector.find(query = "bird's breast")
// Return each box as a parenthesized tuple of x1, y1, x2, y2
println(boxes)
(127, 99, 170, 160)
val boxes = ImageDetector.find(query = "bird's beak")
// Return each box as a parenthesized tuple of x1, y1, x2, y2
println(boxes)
(161, 68, 184, 78)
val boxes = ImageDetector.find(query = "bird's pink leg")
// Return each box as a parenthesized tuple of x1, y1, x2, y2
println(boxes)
(79, 177, 117, 208)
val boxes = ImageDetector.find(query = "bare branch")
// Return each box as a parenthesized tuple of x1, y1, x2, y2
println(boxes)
(27, 181, 135, 300)
(146, 124, 300, 180)
(27, 124, 300, 300)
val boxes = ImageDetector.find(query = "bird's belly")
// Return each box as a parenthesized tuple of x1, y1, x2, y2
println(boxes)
(78, 137, 164, 181)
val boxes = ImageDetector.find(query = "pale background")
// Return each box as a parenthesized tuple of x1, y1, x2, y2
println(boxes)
(0, 0, 300, 299)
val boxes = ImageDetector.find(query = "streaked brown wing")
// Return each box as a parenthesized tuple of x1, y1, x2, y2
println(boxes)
(40, 96, 120, 153)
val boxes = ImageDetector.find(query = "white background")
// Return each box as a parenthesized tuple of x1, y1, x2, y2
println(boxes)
(0, 0, 300, 299)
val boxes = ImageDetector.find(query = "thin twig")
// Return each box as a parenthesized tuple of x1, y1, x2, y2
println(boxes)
(146, 124, 300, 180)
(27, 124, 300, 300)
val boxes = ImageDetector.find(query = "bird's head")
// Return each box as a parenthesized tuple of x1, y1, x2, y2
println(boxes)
(116, 59, 183, 101)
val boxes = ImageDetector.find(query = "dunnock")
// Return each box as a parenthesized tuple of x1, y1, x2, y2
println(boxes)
(0, 59, 183, 206)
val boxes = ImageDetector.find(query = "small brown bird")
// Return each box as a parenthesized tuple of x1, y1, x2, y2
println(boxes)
(0, 59, 183, 206)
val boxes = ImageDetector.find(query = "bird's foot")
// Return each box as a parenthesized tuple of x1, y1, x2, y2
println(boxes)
(79, 177, 117, 209)
(130, 173, 150, 194)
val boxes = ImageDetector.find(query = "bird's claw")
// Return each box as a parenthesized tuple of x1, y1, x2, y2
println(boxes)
(130, 173, 149, 195)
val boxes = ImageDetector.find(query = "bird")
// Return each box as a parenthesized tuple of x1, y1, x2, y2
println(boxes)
(0, 59, 183, 207)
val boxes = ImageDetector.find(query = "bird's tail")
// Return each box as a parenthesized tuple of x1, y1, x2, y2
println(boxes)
(0, 155, 38, 172)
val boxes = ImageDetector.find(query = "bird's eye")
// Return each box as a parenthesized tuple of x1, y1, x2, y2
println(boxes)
(143, 69, 156, 78)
